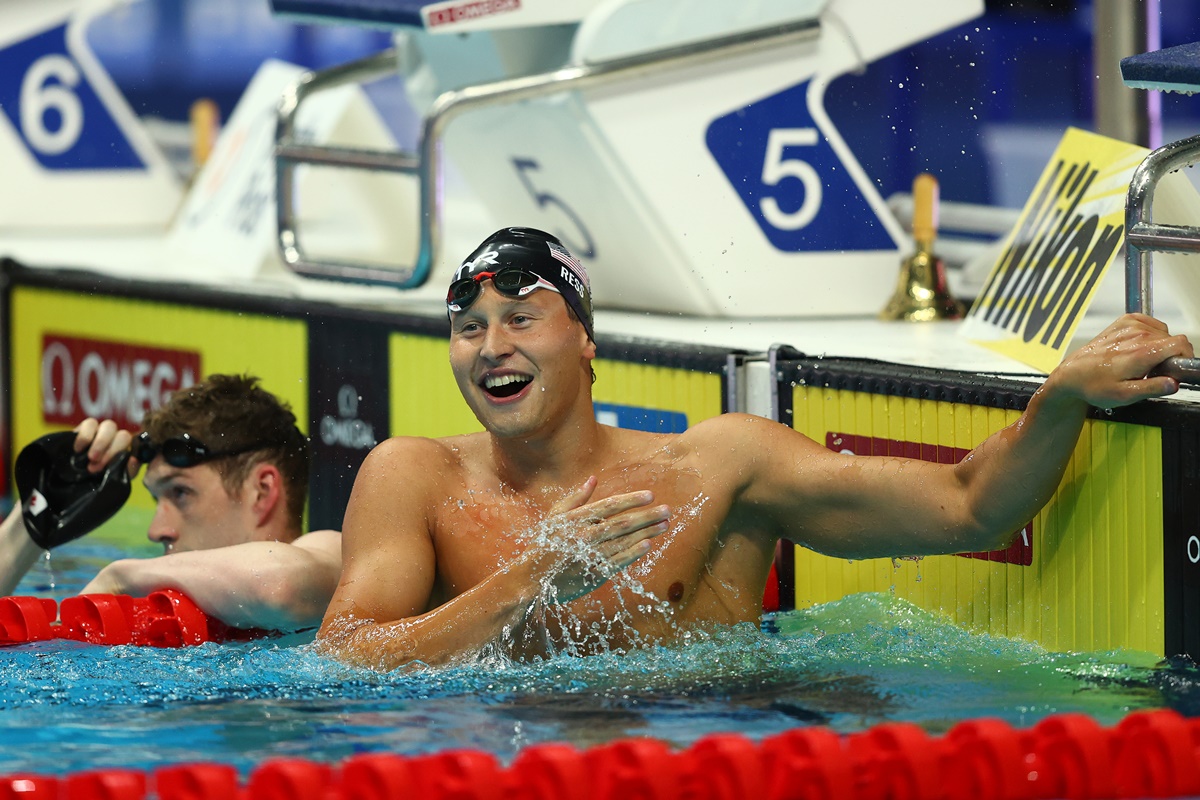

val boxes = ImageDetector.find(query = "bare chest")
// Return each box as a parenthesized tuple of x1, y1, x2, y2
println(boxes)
(428, 465, 771, 646)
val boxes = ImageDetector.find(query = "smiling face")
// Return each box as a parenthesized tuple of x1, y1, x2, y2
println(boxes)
(449, 283, 596, 440)
(143, 458, 257, 554)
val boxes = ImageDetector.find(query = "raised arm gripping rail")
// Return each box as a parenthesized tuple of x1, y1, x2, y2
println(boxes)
(274, 16, 821, 289)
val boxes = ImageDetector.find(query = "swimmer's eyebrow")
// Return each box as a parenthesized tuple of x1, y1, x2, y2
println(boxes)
(143, 468, 189, 497)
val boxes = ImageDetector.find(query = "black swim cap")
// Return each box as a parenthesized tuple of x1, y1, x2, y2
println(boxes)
(449, 227, 594, 341)
(14, 432, 132, 550)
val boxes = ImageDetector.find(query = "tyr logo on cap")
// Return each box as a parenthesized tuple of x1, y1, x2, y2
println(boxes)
(457, 249, 500, 279)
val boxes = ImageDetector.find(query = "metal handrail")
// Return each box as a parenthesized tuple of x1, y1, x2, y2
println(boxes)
(1124, 132, 1200, 385)
(275, 49, 423, 286)
(275, 15, 822, 289)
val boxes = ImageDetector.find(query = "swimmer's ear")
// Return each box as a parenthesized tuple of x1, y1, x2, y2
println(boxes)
(551, 476, 597, 515)
(246, 462, 283, 524)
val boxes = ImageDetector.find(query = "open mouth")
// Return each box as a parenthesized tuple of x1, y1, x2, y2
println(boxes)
(482, 373, 533, 399)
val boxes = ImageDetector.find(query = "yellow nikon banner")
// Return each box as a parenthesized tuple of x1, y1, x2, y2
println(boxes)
(961, 128, 1144, 373)
(790, 381, 1165, 656)
(10, 285, 308, 535)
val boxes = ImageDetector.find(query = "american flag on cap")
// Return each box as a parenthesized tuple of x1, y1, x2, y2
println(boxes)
(547, 242, 590, 293)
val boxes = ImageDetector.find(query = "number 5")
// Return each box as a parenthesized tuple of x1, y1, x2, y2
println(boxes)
(759, 128, 822, 232)
(512, 157, 597, 259)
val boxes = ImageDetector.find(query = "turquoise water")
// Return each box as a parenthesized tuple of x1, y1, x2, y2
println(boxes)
(0, 538, 1191, 777)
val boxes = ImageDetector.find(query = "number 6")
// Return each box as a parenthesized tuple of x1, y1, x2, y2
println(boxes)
(20, 54, 84, 156)
(759, 128, 822, 232)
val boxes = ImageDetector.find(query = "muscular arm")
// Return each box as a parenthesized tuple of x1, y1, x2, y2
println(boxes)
(317, 437, 534, 670)
(81, 530, 341, 631)
(317, 438, 666, 671)
(0, 507, 44, 596)
(734, 314, 1193, 559)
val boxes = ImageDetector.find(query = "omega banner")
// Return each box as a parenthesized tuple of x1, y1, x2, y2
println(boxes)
(40, 334, 201, 430)
(10, 284, 308, 529)
(307, 318, 391, 531)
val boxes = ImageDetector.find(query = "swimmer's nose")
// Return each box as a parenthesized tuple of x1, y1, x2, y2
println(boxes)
(147, 507, 179, 554)
(479, 323, 515, 362)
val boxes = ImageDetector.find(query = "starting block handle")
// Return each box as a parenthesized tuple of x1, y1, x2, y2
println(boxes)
(274, 15, 823, 292)
(1124, 131, 1200, 388)
(1150, 357, 1200, 387)
(275, 49, 430, 288)
(1125, 132, 1200, 316)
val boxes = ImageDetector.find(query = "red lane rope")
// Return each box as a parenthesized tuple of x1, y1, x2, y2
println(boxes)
(2, 708, 1197, 799)
(0, 591, 265, 647)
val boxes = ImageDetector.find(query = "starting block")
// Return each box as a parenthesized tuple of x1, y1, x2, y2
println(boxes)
(268, 0, 984, 317)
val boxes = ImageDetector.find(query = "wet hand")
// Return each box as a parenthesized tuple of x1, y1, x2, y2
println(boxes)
(73, 418, 136, 476)
(528, 476, 670, 603)
(1050, 313, 1194, 410)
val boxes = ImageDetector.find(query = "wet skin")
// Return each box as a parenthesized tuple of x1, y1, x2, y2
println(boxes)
(425, 426, 779, 656)
(323, 281, 1195, 669)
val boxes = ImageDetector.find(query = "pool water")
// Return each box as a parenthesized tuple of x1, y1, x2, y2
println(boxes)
(0, 536, 1193, 777)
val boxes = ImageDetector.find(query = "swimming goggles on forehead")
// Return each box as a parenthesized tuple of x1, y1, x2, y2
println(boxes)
(446, 268, 561, 313)
(134, 431, 275, 469)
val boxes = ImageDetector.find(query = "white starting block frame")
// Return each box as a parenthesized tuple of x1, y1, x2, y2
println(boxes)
(1121, 41, 1200, 383)
(274, 0, 984, 318)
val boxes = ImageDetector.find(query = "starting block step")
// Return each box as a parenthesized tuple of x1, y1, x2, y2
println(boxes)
(1121, 41, 1200, 95)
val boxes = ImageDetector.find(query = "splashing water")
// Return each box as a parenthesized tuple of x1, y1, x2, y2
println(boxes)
(7, 511, 1191, 778)
(0, 589, 1187, 778)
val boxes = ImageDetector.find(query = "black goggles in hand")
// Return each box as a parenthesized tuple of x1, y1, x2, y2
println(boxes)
(446, 268, 560, 313)
(134, 431, 276, 468)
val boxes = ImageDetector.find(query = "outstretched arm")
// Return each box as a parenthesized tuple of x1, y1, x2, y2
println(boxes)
(317, 437, 667, 671)
(81, 531, 341, 631)
(737, 314, 1192, 558)
(0, 507, 44, 596)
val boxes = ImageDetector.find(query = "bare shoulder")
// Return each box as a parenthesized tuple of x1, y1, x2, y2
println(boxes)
(293, 529, 341, 558)
(354, 435, 469, 497)
(366, 434, 464, 470)
(676, 413, 795, 450)
(672, 413, 827, 488)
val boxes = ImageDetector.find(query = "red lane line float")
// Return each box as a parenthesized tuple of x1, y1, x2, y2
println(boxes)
(6, 709, 1199, 800)
(0, 590, 266, 648)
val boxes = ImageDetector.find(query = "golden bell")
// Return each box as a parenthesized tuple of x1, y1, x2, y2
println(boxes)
(879, 173, 965, 322)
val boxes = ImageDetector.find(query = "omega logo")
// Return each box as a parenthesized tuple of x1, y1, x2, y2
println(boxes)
(319, 383, 376, 450)
(40, 335, 199, 428)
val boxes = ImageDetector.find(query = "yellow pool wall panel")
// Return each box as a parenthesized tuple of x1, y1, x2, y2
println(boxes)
(592, 358, 725, 424)
(384, 343, 726, 440)
(388, 332, 482, 439)
(791, 384, 1165, 656)
(10, 285, 309, 546)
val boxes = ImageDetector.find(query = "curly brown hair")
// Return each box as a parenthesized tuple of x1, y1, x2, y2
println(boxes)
(141, 375, 309, 532)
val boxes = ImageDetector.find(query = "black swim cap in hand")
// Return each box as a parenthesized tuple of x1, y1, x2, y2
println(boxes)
(14, 432, 132, 550)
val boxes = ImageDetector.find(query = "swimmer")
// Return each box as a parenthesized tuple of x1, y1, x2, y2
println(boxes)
(0, 375, 340, 631)
(319, 227, 1194, 670)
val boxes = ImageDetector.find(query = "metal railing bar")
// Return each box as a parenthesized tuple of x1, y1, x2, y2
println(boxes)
(276, 16, 822, 288)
